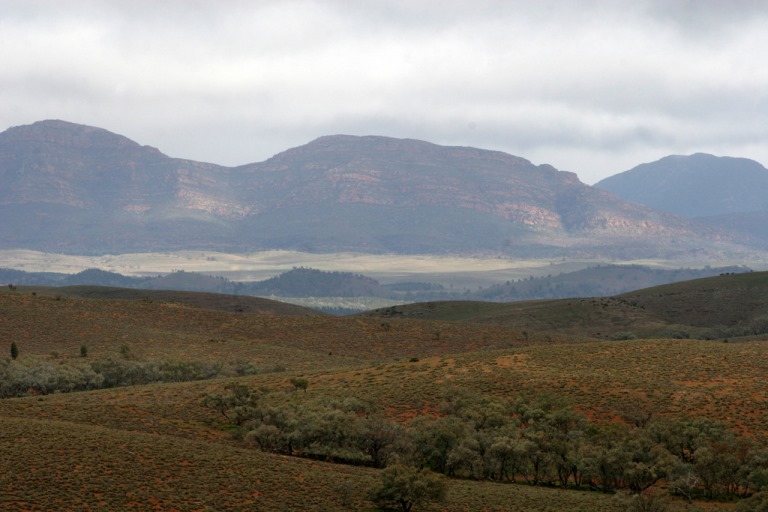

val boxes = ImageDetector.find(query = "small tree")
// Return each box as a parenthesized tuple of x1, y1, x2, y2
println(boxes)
(10, 342, 18, 360)
(290, 377, 309, 393)
(202, 383, 264, 426)
(370, 464, 446, 512)
(615, 493, 670, 512)
(119, 344, 133, 359)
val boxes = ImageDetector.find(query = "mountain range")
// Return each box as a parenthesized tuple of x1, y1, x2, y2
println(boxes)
(0, 120, 764, 259)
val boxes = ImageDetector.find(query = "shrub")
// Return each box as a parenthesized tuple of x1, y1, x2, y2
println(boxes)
(736, 492, 768, 511)
(614, 493, 670, 512)
(290, 377, 309, 393)
(611, 331, 637, 341)
(369, 464, 446, 512)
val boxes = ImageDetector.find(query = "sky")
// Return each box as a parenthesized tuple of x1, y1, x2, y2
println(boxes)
(1, 0, 767, 184)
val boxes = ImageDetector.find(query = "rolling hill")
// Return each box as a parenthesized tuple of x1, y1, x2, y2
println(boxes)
(1, 277, 766, 510)
(2, 264, 750, 314)
(6, 270, 768, 358)
(364, 270, 768, 340)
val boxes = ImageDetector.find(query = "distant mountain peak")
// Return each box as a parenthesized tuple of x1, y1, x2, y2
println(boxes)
(3, 119, 163, 155)
(595, 153, 768, 218)
(263, 133, 541, 175)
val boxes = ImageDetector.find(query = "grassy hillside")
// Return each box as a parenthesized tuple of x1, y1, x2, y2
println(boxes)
(618, 270, 768, 329)
(2, 281, 765, 510)
(16, 284, 321, 315)
(3, 336, 765, 437)
(0, 288, 563, 366)
(0, 414, 635, 512)
(0, 339, 750, 510)
(364, 270, 768, 340)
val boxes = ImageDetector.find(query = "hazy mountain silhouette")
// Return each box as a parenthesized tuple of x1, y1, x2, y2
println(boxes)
(595, 153, 768, 218)
(595, 153, 768, 247)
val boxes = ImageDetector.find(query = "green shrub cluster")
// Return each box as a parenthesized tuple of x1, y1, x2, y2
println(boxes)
(209, 385, 768, 504)
(205, 384, 402, 468)
(703, 316, 768, 339)
(0, 357, 261, 397)
(415, 393, 768, 502)
(369, 464, 446, 512)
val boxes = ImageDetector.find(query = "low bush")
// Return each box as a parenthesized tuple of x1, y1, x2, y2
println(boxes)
(0, 357, 259, 398)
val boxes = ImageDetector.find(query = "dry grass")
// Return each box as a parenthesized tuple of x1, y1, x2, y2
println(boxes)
(0, 413, 642, 512)
(0, 290, 548, 365)
(363, 271, 768, 340)
(290, 338, 768, 436)
(0, 415, 376, 511)
(0, 285, 762, 511)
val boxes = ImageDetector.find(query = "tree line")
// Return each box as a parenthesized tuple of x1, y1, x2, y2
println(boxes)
(204, 384, 768, 509)
(0, 349, 268, 398)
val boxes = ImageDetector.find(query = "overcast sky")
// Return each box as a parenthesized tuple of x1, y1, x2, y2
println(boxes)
(2, 0, 767, 184)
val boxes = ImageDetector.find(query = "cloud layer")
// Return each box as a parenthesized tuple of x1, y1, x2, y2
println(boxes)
(2, 0, 767, 183)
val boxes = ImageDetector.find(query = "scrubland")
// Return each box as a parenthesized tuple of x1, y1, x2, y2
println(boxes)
(2, 277, 768, 511)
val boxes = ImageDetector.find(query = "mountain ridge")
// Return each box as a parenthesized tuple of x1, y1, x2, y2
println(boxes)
(0, 120, 758, 259)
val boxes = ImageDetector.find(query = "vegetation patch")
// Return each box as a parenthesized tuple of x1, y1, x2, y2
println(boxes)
(2, 278, 768, 510)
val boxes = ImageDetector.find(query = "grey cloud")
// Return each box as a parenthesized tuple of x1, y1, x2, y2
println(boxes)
(642, 0, 768, 37)
(0, 0, 767, 183)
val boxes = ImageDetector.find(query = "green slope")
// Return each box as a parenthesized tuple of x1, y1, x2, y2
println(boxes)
(364, 270, 768, 340)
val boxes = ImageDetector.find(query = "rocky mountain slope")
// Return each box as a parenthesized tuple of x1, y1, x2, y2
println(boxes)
(0, 120, 756, 259)
(0, 120, 243, 252)
(233, 135, 708, 257)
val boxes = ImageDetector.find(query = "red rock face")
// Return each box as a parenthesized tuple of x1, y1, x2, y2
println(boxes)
(0, 122, 751, 258)
(236, 134, 694, 235)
